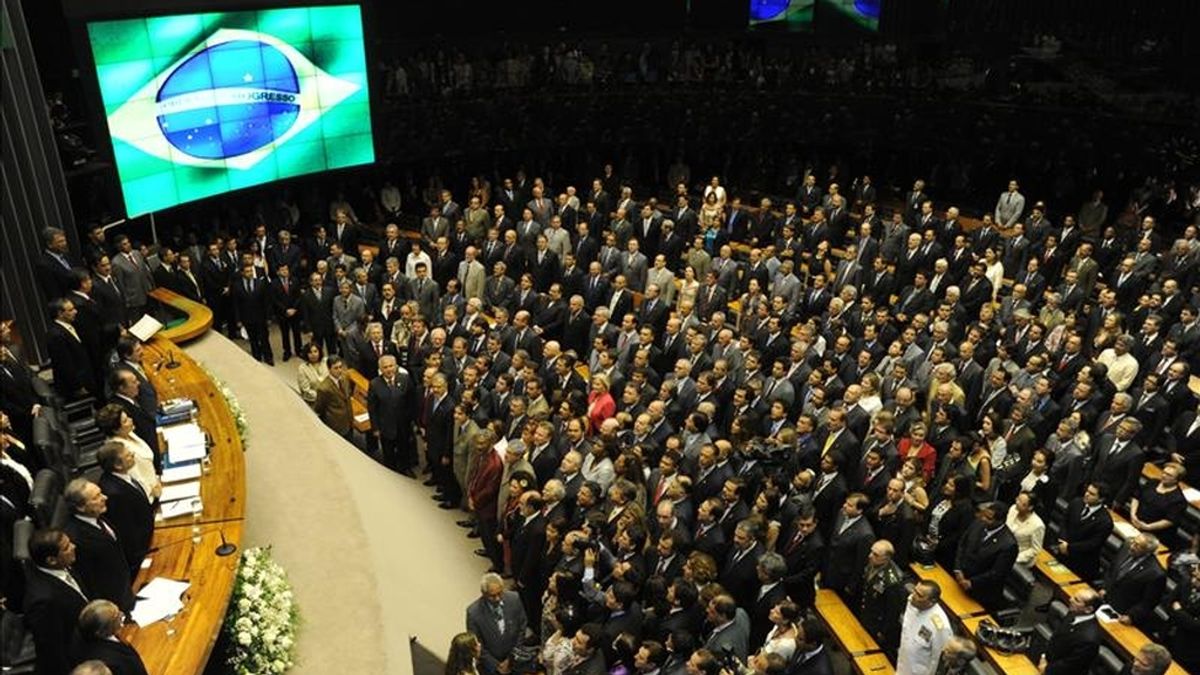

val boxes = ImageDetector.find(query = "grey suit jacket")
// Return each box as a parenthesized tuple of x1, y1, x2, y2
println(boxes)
(465, 592, 528, 674)
(704, 607, 751, 661)
(411, 278, 440, 322)
(332, 293, 367, 331)
(620, 252, 649, 292)
(995, 190, 1026, 228)
(111, 251, 155, 307)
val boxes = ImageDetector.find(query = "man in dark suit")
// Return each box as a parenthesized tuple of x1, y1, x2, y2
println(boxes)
(270, 263, 304, 361)
(1040, 588, 1102, 675)
(354, 323, 398, 380)
(720, 519, 765, 608)
(466, 573, 528, 675)
(96, 442, 154, 577)
(1100, 534, 1166, 628)
(1088, 418, 1146, 506)
(821, 493, 875, 600)
(23, 528, 92, 675)
(367, 355, 417, 475)
(791, 617, 836, 675)
(46, 298, 99, 398)
(62, 478, 134, 612)
(693, 497, 730, 562)
(423, 373, 457, 506)
(70, 599, 151, 675)
(749, 553, 789, 650)
(36, 226, 81, 299)
(1053, 483, 1114, 582)
(510, 491, 548, 626)
(953, 501, 1018, 611)
(300, 272, 337, 355)
(231, 264, 274, 364)
(779, 507, 824, 609)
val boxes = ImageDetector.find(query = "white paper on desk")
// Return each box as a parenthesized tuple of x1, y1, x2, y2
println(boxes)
(163, 422, 207, 464)
(139, 576, 190, 599)
(157, 498, 202, 521)
(162, 463, 202, 484)
(1113, 521, 1140, 541)
(128, 314, 164, 342)
(1096, 604, 1121, 623)
(1184, 487, 1200, 504)
(130, 596, 182, 626)
(160, 481, 201, 503)
(131, 576, 190, 626)
(353, 412, 370, 424)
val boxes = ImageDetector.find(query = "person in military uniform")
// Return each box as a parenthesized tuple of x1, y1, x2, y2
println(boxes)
(897, 580, 953, 675)
(856, 539, 908, 658)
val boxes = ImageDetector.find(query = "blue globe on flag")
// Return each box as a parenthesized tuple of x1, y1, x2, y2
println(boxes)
(155, 40, 301, 160)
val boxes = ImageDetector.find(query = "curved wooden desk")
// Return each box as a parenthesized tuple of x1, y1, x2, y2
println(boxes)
(115, 329, 245, 673)
(149, 287, 214, 343)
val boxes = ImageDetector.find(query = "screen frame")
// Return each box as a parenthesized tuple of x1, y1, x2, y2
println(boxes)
(69, 1, 379, 220)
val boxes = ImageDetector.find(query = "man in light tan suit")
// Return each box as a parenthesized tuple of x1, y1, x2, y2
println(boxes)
(647, 254, 678, 306)
(458, 246, 487, 300)
(313, 355, 354, 439)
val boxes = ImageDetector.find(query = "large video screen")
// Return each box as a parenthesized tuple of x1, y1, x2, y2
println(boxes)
(821, 0, 881, 31)
(87, 5, 374, 217)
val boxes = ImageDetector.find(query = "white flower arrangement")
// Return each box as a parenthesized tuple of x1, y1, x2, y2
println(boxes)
(224, 546, 300, 674)
(201, 365, 250, 449)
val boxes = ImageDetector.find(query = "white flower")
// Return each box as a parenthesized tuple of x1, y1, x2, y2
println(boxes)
(237, 631, 253, 646)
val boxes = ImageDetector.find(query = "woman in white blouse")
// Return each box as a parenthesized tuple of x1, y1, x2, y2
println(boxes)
(95, 403, 161, 501)
(982, 247, 1004, 301)
(759, 600, 801, 661)
(1006, 492, 1045, 567)
(296, 341, 329, 407)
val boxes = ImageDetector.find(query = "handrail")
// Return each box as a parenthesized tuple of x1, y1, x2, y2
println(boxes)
(149, 287, 213, 343)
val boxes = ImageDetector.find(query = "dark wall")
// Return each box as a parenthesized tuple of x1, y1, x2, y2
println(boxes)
(2, 0, 80, 363)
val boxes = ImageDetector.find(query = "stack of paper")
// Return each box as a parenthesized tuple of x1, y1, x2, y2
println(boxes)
(162, 463, 202, 484)
(160, 481, 201, 504)
(157, 498, 203, 521)
(130, 577, 190, 626)
(162, 423, 206, 464)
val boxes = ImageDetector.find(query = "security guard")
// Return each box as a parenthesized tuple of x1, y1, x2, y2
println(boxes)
(897, 579, 953, 675)
(858, 539, 907, 657)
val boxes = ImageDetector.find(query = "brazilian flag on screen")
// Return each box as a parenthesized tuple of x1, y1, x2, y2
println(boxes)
(87, 5, 374, 218)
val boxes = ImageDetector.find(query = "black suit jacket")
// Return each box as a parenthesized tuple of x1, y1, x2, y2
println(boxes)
(367, 374, 416, 440)
(693, 522, 729, 562)
(779, 526, 824, 608)
(1088, 439, 1145, 506)
(1102, 546, 1166, 625)
(231, 276, 270, 326)
(1043, 616, 1101, 675)
(98, 472, 154, 575)
(822, 516, 875, 599)
(720, 543, 764, 608)
(954, 521, 1018, 610)
(23, 567, 89, 675)
(63, 516, 134, 611)
(70, 637, 150, 675)
(300, 286, 336, 335)
(47, 323, 96, 397)
(750, 582, 788, 650)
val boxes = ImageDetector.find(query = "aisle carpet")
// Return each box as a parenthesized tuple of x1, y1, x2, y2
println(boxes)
(187, 331, 486, 674)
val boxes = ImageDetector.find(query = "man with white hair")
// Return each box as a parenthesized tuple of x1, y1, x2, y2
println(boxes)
(465, 572, 528, 675)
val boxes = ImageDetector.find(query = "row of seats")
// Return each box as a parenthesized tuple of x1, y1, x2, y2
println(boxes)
(4, 388, 108, 674)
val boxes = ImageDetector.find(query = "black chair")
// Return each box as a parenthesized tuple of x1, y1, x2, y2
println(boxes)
(12, 518, 33, 566)
(966, 658, 998, 675)
(0, 610, 36, 675)
(31, 416, 64, 477)
(29, 469, 62, 528)
(1092, 645, 1124, 675)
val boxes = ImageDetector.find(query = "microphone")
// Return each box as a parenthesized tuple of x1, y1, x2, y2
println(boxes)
(215, 529, 237, 557)
(165, 349, 181, 369)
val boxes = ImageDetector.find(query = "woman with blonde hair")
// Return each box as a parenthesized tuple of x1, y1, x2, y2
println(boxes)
(587, 375, 616, 433)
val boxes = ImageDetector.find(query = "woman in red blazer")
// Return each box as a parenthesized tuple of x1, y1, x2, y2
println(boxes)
(586, 374, 616, 434)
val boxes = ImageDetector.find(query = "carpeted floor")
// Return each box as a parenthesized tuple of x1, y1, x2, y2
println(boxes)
(187, 329, 487, 674)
